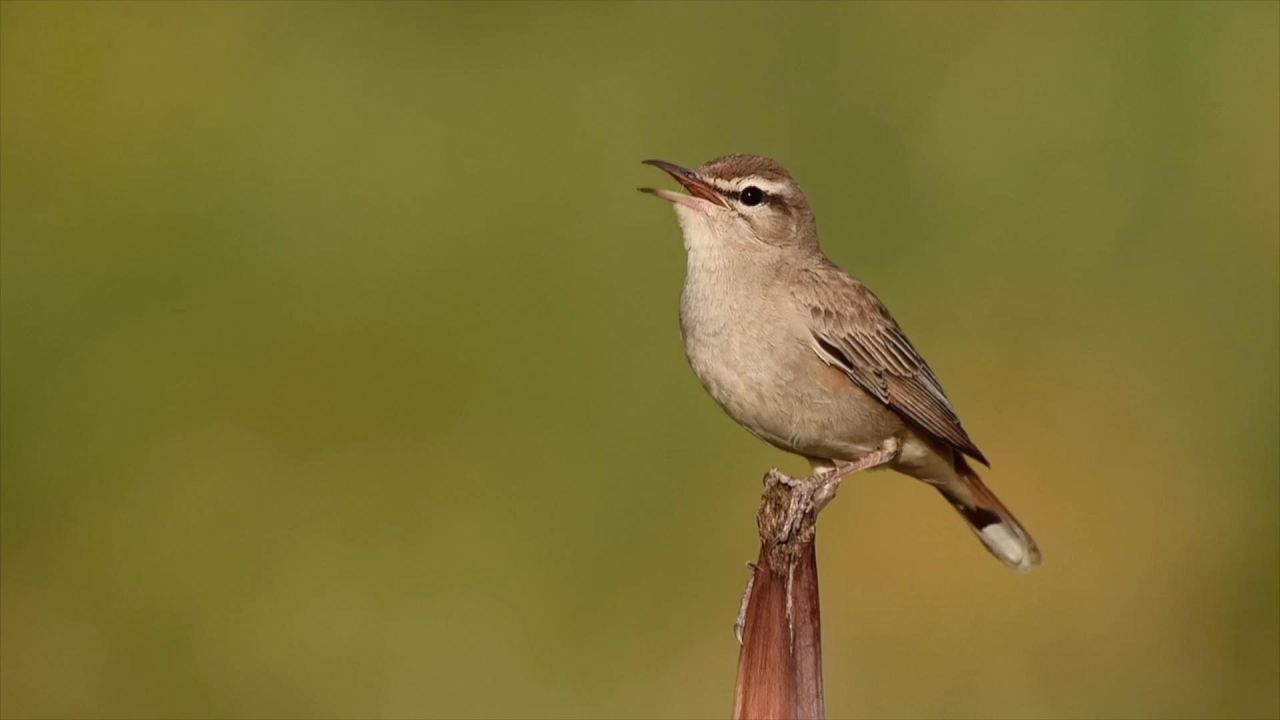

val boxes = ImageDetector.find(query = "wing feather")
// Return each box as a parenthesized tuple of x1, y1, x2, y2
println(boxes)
(797, 266, 989, 466)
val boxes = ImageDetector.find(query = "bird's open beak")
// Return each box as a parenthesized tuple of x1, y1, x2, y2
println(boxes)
(638, 159, 728, 209)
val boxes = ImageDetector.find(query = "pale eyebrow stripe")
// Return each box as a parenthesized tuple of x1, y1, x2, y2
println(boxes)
(707, 176, 793, 198)
(707, 179, 740, 194)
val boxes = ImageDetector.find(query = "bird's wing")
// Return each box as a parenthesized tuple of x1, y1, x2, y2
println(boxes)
(794, 265, 989, 466)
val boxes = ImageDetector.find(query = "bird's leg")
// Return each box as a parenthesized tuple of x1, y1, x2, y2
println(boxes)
(810, 437, 901, 511)
(773, 438, 901, 543)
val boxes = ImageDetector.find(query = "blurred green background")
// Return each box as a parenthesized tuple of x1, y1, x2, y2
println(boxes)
(2, 2, 1277, 718)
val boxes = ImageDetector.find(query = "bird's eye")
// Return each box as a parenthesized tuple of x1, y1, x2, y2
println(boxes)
(739, 186, 765, 206)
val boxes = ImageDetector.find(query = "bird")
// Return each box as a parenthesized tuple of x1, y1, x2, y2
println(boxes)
(639, 154, 1040, 572)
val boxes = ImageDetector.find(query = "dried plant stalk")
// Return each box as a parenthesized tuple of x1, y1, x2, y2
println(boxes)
(733, 471, 825, 720)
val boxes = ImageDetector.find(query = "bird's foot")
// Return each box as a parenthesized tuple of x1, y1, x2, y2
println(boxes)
(769, 438, 901, 545)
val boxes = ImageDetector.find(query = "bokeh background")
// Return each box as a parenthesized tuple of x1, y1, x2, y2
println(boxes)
(2, 2, 1277, 718)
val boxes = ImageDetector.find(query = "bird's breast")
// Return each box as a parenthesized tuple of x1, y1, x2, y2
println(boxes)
(678, 254, 802, 439)
(677, 250, 903, 459)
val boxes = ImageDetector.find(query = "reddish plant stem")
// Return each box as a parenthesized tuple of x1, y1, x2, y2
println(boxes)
(733, 472, 825, 720)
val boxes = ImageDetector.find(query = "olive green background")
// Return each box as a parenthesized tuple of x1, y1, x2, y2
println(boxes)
(2, 2, 1277, 718)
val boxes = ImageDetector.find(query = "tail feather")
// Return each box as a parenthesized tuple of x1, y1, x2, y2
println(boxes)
(939, 458, 1041, 572)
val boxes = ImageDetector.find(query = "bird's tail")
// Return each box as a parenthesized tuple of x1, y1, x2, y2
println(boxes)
(937, 458, 1041, 572)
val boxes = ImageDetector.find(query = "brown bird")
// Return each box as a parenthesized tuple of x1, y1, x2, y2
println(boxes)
(641, 154, 1040, 572)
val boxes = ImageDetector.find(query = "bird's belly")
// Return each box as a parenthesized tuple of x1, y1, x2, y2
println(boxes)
(683, 322, 901, 461)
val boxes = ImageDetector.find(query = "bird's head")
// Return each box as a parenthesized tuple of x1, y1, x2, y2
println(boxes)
(640, 154, 818, 253)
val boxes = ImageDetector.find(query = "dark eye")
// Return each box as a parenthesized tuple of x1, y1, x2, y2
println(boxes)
(739, 186, 765, 206)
